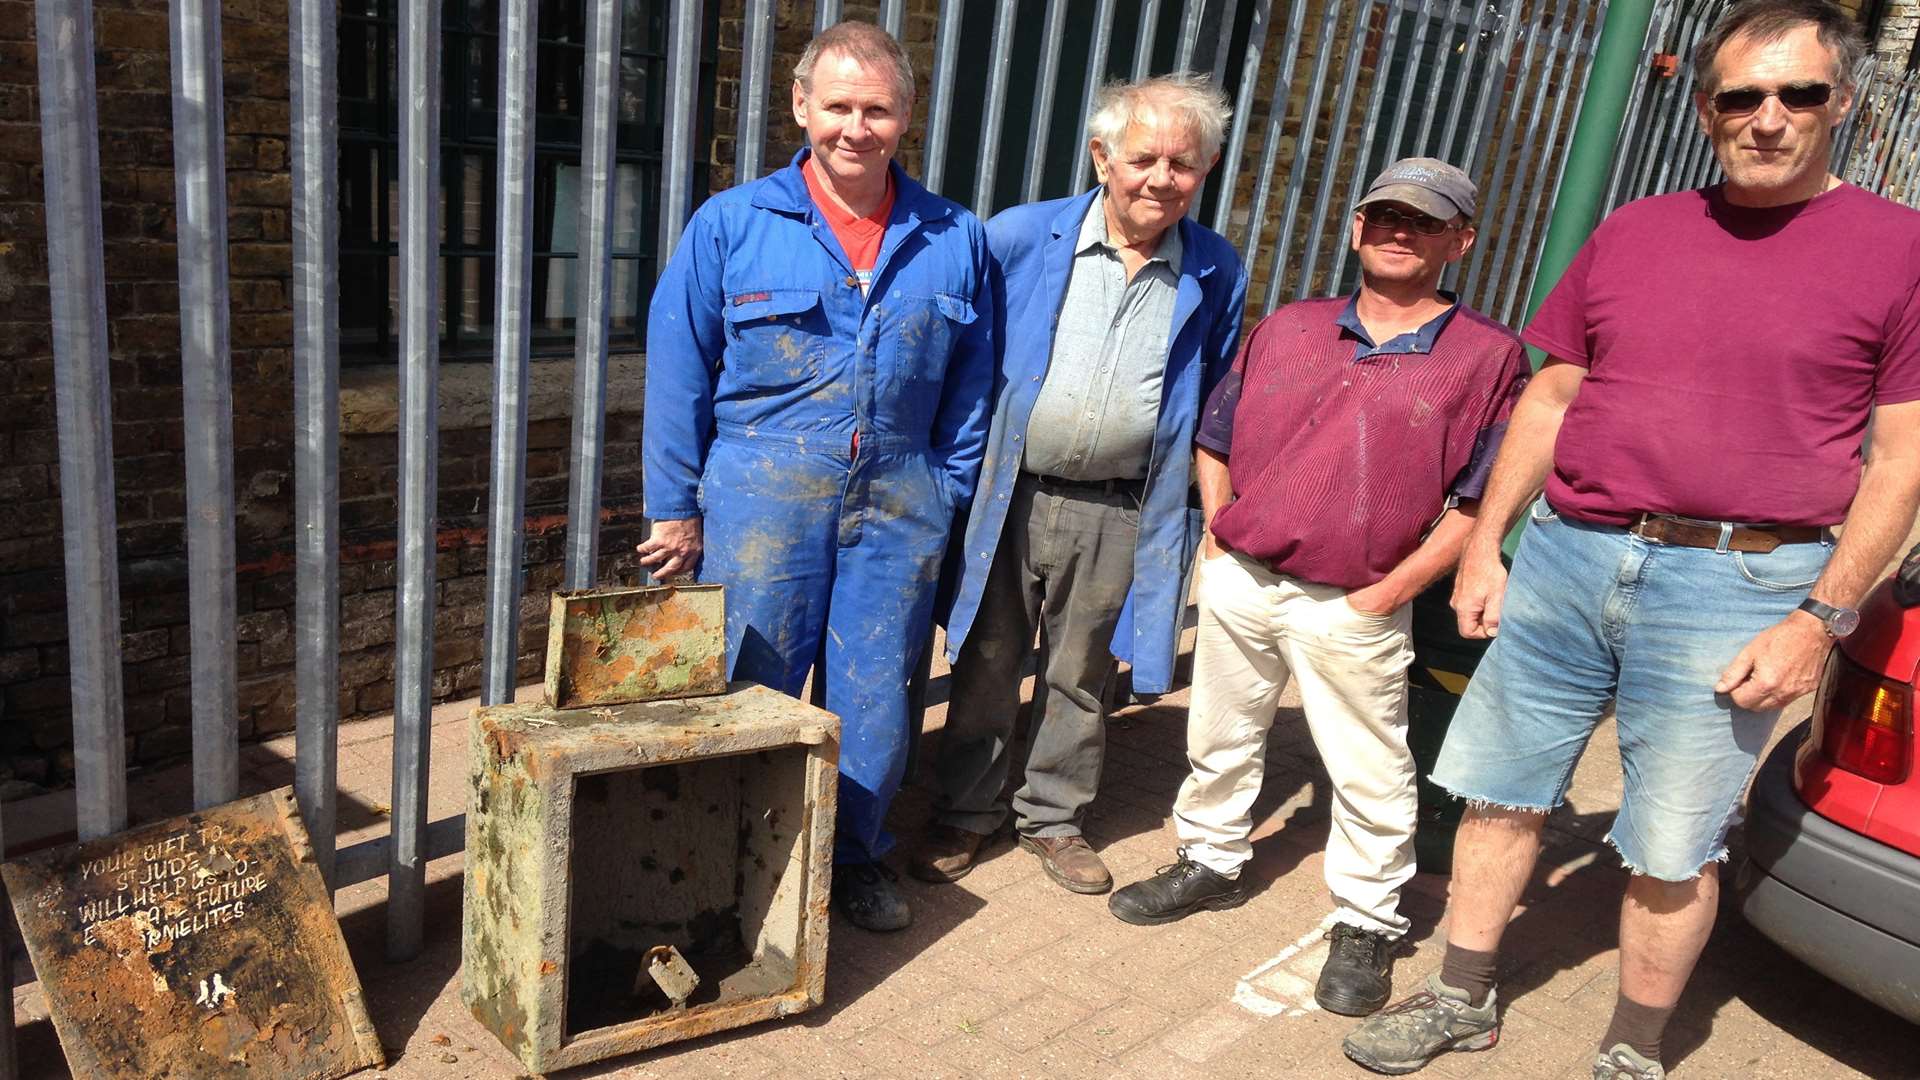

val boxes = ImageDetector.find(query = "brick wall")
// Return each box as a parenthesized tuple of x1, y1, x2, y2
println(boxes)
(1878, 0, 1918, 71)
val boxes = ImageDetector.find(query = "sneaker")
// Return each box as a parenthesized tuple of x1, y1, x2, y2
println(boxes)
(832, 862, 913, 932)
(907, 824, 993, 884)
(1342, 972, 1500, 1075)
(1315, 922, 1396, 1016)
(1107, 847, 1246, 925)
(1018, 833, 1112, 894)
(1592, 1043, 1666, 1079)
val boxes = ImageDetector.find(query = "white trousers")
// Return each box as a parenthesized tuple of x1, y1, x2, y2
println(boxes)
(1172, 550, 1418, 936)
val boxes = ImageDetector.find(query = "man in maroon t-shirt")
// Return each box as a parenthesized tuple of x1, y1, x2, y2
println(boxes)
(1107, 157, 1529, 1019)
(1345, 3, 1920, 1077)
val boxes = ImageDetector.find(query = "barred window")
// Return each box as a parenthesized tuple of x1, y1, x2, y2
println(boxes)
(336, 0, 716, 363)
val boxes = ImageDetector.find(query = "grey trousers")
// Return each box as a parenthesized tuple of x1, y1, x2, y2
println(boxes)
(935, 472, 1140, 838)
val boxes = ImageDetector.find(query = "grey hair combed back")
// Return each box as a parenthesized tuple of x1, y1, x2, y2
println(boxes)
(793, 20, 916, 107)
(1086, 73, 1232, 162)
(1692, 0, 1868, 90)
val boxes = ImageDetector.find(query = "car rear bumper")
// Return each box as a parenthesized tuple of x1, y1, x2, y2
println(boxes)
(1736, 723, 1920, 1025)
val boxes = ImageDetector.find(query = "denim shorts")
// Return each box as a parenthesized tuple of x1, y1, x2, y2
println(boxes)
(1431, 497, 1833, 880)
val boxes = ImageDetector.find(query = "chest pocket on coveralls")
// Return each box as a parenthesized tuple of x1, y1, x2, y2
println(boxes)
(883, 292, 976, 397)
(722, 289, 826, 390)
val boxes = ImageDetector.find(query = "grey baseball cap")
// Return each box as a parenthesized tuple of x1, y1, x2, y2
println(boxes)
(1356, 157, 1477, 221)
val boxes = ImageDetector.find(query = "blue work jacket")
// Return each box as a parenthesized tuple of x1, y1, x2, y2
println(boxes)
(945, 189, 1247, 694)
(643, 150, 997, 520)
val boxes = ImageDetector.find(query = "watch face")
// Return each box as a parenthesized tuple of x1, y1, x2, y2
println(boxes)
(1830, 608, 1861, 638)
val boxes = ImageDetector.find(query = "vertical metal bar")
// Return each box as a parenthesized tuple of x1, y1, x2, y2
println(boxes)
(1190, 0, 1242, 217)
(1263, 0, 1344, 311)
(972, 0, 1019, 216)
(564, 0, 624, 591)
(1329, 0, 1407, 292)
(1176, 0, 1207, 72)
(289, 0, 339, 885)
(1465, 8, 1546, 305)
(878, 0, 904, 38)
(923, 1, 965, 193)
(171, 0, 240, 811)
(1211, 0, 1242, 81)
(1022, 0, 1071, 202)
(1444, 0, 1521, 299)
(1239, 0, 1308, 275)
(1382, 0, 1440, 165)
(1208, 0, 1274, 234)
(658, 0, 701, 261)
(483, 0, 538, 708)
(1133, 0, 1165, 79)
(1071, 0, 1120, 193)
(387, 0, 441, 963)
(1459, 0, 1524, 182)
(1501, 0, 1590, 323)
(1411, 0, 1465, 154)
(738, 0, 774, 181)
(814, 0, 841, 34)
(1296, 0, 1375, 300)
(1436, 0, 1491, 159)
(37, 0, 127, 842)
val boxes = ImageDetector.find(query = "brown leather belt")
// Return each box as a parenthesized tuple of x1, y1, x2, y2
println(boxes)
(1627, 513, 1825, 554)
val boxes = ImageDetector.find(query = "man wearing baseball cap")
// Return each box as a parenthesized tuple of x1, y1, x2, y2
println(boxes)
(1108, 157, 1530, 1018)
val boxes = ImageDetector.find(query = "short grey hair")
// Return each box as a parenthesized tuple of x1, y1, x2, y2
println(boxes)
(1692, 0, 1867, 91)
(1085, 73, 1232, 162)
(793, 20, 916, 107)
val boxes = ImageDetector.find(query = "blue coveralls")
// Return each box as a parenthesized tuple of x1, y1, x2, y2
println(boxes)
(643, 151, 997, 865)
(944, 190, 1247, 694)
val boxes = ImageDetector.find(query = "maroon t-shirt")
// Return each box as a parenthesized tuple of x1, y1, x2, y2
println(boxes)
(1525, 183, 1920, 527)
(1201, 298, 1530, 590)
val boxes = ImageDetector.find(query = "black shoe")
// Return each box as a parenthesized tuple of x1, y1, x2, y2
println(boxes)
(1107, 847, 1246, 925)
(833, 862, 913, 932)
(1316, 922, 1395, 1016)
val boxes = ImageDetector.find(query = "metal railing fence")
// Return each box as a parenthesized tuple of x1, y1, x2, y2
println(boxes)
(1605, 0, 1920, 212)
(6, 0, 1623, 1070)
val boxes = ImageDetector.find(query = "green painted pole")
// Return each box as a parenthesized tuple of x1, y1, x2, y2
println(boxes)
(1521, 0, 1661, 339)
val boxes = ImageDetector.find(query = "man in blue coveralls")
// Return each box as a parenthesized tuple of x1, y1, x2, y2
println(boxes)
(637, 21, 996, 932)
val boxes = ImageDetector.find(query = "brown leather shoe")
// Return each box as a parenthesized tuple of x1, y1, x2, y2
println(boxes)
(1019, 834, 1113, 894)
(907, 824, 992, 884)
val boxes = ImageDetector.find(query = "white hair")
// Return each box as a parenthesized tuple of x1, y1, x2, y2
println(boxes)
(1085, 73, 1232, 162)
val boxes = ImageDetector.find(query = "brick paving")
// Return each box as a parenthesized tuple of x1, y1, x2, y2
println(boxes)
(8, 638, 1920, 1079)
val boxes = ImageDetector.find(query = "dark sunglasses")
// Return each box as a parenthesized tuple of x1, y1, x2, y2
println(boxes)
(1709, 82, 1833, 115)
(1359, 205, 1458, 236)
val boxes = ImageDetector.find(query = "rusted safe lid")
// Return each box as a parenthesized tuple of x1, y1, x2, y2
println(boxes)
(544, 583, 727, 708)
(0, 787, 385, 1080)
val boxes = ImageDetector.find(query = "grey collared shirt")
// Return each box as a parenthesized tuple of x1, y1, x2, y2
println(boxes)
(1021, 196, 1183, 481)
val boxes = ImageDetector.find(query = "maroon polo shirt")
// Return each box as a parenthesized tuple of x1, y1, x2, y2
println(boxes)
(1525, 183, 1920, 527)
(1198, 296, 1529, 590)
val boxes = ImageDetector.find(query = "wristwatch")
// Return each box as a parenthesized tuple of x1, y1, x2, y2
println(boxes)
(1797, 597, 1860, 638)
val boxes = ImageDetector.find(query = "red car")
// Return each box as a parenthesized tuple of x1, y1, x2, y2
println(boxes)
(1736, 553, 1920, 1025)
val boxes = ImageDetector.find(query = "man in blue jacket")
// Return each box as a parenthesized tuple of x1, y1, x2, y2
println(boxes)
(910, 74, 1246, 894)
(638, 21, 995, 932)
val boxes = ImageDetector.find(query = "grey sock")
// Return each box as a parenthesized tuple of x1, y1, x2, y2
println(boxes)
(1599, 993, 1673, 1064)
(1438, 942, 1498, 1007)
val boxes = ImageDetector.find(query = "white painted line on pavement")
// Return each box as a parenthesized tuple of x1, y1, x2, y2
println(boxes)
(1231, 914, 1339, 1018)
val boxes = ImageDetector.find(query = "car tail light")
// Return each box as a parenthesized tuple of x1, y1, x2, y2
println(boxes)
(1812, 650, 1914, 785)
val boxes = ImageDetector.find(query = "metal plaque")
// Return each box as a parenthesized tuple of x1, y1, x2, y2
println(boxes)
(0, 787, 385, 1079)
